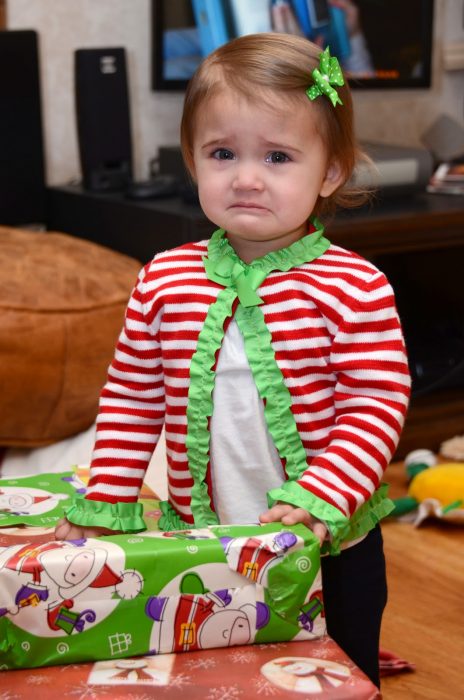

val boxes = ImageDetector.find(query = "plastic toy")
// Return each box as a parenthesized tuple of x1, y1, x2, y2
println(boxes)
(391, 449, 464, 525)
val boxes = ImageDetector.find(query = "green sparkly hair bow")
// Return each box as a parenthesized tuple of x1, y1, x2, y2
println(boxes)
(306, 46, 344, 107)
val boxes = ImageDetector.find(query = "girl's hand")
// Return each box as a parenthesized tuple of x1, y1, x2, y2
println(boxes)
(55, 517, 122, 541)
(259, 503, 328, 545)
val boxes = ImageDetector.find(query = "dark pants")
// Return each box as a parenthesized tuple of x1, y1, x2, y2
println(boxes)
(321, 525, 387, 688)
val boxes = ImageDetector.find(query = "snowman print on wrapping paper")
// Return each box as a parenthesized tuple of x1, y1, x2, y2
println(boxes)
(0, 538, 143, 637)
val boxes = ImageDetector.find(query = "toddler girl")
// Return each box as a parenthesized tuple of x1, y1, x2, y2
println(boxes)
(56, 33, 411, 686)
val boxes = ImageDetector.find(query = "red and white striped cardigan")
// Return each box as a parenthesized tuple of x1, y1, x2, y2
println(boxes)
(83, 236, 410, 534)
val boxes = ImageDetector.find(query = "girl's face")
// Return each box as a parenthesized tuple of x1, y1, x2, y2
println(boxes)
(192, 90, 342, 262)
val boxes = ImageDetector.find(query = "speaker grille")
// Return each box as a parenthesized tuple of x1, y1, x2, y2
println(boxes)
(75, 47, 133, 191)
(0, 30, 46, 225)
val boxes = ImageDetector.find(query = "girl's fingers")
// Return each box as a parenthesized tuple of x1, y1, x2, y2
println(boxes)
(281, 507, 313, 527)
(54, 519, 72, 540)
(260, 505, 328, 545)
(259, 503, 294, 522)
(312, 522, 328, 545)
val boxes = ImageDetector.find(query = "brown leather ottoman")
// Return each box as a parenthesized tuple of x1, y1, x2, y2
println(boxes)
(0, 227, 141, 447)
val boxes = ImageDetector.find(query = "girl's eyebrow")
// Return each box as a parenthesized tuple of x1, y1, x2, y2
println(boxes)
(261, 139, 302, 153)
(199, 137, 303, 154)
(199, 137, 230, 150)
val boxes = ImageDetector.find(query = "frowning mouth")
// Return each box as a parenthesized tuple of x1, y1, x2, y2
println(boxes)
(229, 202, 268, 210)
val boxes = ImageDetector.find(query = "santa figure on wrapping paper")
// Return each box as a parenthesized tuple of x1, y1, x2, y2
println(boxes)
(0, 539, 142, 634)
(0, 487, 68, 517)
(0, 475, 85, 520)
(145, 569, 270, 654)
(146, 588, 271, 654)
(219, 530, 299, 584)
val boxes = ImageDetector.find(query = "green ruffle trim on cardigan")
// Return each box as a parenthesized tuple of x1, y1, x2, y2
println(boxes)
(267, 481, 394, 555)
(235, 304, 310, 482)
(158, 500, 192, 531)
(184, 220, 331, 528)
(65, 495, 146, 533)
(206, 220, 330, 284)
(185, 286, 235, 527)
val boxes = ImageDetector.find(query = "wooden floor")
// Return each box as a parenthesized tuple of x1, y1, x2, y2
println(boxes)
(379, 462, 464, 699)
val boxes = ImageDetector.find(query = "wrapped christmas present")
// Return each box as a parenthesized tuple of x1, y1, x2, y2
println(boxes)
(0, 470, 161, 531)
(0, 472, 86, 528)
(0, 523, 325, 670)
(2, 641, 382, 700)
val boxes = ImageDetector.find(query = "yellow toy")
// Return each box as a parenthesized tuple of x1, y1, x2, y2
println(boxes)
(391, 449, 464, 525)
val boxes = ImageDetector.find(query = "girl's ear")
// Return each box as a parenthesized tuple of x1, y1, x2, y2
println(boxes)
(320, 161, 344, 198)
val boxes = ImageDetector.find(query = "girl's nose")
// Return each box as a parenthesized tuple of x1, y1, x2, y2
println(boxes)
(232, 163, 264, 191)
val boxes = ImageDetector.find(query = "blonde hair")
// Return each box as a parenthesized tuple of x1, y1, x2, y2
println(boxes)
(181, 32, 371, 217)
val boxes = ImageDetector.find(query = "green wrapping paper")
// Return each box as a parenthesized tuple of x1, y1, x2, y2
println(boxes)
(0, 472, 86, 527)
(0, 523, 325, 670)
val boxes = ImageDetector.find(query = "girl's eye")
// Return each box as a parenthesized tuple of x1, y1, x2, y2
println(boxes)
(267, 151, 290, 164)
(212, 148, 235, 160)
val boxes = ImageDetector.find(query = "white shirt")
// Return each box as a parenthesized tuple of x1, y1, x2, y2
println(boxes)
(209, 320, 365, 551)
(210, 319, 285, 524)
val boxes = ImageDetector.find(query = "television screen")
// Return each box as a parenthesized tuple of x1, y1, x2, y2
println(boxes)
(151, 0, 434, 91)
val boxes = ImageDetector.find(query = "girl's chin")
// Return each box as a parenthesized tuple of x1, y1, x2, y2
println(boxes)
(222, 216, 279, 236)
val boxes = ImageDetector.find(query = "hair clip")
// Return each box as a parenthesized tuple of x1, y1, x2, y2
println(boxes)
(306, 46, 344, 107)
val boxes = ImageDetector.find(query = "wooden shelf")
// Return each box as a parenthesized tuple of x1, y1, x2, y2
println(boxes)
(327, 192, 464, 257)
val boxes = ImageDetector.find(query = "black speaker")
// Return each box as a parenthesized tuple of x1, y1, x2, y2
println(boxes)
(75, 47, 133, 192)
(0, 30, 46, 226)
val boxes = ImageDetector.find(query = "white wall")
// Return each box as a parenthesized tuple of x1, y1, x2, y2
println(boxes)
(7, 0, 184, 184)
(7, 0, 464, 186)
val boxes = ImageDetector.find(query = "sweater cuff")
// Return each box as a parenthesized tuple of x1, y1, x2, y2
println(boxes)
(267, 481, 393, 555)
(64, 495, 146, 533)
(267, 480, 348, 539)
